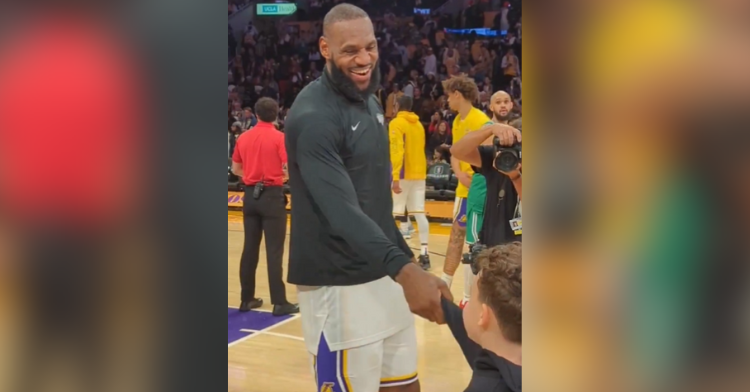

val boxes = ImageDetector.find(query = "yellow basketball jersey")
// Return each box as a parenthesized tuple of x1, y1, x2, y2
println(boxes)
(452, 107, 492, 198)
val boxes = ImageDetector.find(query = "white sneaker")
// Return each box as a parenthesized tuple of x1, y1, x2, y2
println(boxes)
(400, 230, 411, 239)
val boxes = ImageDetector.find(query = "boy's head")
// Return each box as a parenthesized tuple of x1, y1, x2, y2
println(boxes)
(464, 242, 522, 345)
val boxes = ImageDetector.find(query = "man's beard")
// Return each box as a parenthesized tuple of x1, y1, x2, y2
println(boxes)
(328, 56, 381, 100)
(493, 110, 511, 123)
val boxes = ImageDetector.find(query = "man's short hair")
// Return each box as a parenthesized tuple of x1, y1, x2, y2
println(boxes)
(443, 75, 480, 103)
(254, 97, 279, 123)
(476, 242, 522, 343)
(396, 95, 413, 112)
(323, 4, 369, 37)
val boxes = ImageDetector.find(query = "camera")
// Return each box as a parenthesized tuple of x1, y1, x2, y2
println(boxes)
(493, 139, 522, 173)
(462, 243, 487, 274)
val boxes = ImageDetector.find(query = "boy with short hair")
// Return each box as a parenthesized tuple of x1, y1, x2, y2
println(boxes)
(441, 242, 522, 392)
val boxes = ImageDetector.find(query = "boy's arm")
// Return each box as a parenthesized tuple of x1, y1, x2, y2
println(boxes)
(441, 297, 481, 367)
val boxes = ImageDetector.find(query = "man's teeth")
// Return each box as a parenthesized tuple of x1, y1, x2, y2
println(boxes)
(351, 68, 370, 75)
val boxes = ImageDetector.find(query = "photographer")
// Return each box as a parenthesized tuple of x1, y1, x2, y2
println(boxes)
(450, 119, 521, 249)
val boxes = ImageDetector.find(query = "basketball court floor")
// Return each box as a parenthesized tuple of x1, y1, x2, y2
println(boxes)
(228, 214, 474, 391)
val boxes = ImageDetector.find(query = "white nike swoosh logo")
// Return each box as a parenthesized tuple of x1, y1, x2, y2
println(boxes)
(351, 122, 360, 131)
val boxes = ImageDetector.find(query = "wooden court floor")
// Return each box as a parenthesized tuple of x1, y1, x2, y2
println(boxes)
(228, 214, 474, 392)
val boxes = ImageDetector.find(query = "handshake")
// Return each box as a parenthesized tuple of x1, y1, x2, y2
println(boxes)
(395, 262, 453, 324)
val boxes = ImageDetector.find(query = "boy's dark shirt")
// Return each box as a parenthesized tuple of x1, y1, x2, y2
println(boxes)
(441, 298, 522, 392)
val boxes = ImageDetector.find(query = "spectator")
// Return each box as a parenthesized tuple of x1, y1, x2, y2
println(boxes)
(428, 111, 450, 134)
(229, 122, 242, 157)
(500, 48, 520, 92)
(228, 100, 236, 131)
(240, 107, 256, 131)
(422, 73, 440, 101)
(306, 62, 321, 80)
(423, 47, 437, 75)
(231, 100, 243, 120)
(260, 79, 278, 100)
(403, 69, 419, 97)
(427, 120, 452, 163)
(499, 1, 511, 32)
(385, 83, 402, 121)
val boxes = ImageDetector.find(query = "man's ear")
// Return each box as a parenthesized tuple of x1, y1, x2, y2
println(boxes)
(319, 36, 330, 61)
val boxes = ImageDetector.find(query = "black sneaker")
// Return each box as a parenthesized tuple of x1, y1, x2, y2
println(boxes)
(272, 303, 300, 317)
(418, 254, 431, 270)
(239, 298, 263, 312)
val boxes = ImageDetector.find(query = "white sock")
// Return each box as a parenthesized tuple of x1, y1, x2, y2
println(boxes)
(441, 273, 453, 288)
(463, 264, 475, 301)
(399, 221, 409, 232)
(420, 245, 428, 255)
(414, 213, 429, 244)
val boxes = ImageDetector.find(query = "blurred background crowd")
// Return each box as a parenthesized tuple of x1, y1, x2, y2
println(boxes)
(227, 0, 521, 172)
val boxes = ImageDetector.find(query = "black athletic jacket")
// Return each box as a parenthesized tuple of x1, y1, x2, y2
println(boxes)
(442, 298, 523, 392)
(284, 70, 414, 286)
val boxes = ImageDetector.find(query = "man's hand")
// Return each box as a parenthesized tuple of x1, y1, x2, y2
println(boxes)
(490, 123, 522, 146)
(456, 171, 472, 188)
(396, 263, 453, 324)
(392, 181, 402, 194)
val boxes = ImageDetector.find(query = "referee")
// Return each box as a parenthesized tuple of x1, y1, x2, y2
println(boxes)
(231, 97, 298, 316)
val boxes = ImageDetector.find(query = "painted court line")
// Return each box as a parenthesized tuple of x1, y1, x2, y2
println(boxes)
(227, 305, 272, 313)
(228, 314, 300, 349)
(240, 329, 305, 341)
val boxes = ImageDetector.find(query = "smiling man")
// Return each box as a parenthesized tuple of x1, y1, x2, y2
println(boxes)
(284, 4, 452, 392)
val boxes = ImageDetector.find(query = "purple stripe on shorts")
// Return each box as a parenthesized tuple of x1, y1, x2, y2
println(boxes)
(316, 333, 346, 392)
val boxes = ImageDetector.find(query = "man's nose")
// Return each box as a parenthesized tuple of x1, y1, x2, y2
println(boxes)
(354, 50, 371, 66)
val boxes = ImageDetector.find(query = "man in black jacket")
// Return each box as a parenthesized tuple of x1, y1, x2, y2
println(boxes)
(441, 242, 522, 392)
(284, 4, 451, 392)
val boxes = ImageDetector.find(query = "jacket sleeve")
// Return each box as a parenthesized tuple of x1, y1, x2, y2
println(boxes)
(394, 225, 415, 259)
(389, 120, 405, 180)
(441, 297, 481, 367)
(295, 111, 411, 279)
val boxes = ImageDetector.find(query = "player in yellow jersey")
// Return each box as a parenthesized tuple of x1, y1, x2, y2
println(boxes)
(390, 95, 431, 270)
(441, 76, 493, 289)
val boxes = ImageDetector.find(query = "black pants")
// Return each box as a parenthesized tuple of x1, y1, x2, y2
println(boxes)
(240, 185, 288, 305)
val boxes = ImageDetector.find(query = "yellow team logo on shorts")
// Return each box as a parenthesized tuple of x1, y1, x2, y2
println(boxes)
(459, 215, 467, 223)
(320, 382, 335, 392)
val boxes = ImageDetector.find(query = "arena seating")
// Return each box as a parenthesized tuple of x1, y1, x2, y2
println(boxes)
(229, 161, 459, 201)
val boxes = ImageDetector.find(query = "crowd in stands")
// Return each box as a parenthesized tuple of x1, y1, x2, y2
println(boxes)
(228, 0, 253, 16)
(228, 1, 522, 170)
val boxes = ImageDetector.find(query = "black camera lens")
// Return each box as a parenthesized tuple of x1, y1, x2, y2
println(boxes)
(495, 150, 520, 173)
(471, 259, 480, 275)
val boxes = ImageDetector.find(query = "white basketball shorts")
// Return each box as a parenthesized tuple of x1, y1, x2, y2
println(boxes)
(297, 276, 418, 392)
(392, 179, 426, 215)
